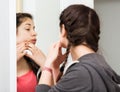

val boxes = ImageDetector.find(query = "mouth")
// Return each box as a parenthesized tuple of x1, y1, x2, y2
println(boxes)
(31, 39, 37, 44)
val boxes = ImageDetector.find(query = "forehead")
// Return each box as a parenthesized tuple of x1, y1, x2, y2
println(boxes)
(20, 18, 34, 26)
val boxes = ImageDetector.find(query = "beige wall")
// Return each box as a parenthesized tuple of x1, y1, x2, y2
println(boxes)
(16, 0, 23, 12)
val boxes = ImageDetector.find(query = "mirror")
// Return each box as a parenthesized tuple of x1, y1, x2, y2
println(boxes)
(16, 0, 60, 55)
(16, 0, 60, 92)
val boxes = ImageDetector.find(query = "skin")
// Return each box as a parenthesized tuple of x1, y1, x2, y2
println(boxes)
(17, 18, 45, 77)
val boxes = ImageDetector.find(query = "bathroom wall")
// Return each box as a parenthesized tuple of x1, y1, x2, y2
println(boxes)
(95, 0, 120, 74)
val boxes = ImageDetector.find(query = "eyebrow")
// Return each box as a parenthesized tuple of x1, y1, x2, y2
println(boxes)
(25, 23, 31, 26)
(25, 23, 35, 29)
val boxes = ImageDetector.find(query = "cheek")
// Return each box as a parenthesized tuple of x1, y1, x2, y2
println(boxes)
(62, 43, 67, 48)
(16, 35, 28, 43)
(60, 38, 68, 48)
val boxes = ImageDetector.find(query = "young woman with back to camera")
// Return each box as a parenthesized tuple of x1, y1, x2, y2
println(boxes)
(16, 13, 46, 92)
(36, 4, 120, 92)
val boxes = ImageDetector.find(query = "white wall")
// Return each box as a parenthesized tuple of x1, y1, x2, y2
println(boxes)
(10, 0, 16, 92)
(60, 0, 94, 12)
(95, 0, 120, 74)
(0, 0, 10, 91)
(0, 0, 16, 91)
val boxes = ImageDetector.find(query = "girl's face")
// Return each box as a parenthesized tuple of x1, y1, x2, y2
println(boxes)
(16, 18, 37, 44)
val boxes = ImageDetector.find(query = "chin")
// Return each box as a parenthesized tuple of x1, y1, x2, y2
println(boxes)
(62, 44, 67, 48)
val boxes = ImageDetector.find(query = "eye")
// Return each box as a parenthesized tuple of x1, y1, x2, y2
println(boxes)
(25, 29, 30, 31)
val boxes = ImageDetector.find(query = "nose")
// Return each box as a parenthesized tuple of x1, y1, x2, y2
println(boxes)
(32, 30, 37, 36)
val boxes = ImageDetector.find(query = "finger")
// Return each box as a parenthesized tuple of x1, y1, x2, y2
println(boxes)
(24, 50, 33, 56)
(22, 50, 27, 55)
(27, 43, 35, 49)
(54, 41, 62, 50)
(17, 44, 28, 55)
(27, 47, 33, 55)
(27, 44, 38, 54)
(16, 40, 28, 45)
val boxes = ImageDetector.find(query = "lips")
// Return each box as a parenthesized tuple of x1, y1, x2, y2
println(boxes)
(31, 39, 37, 44)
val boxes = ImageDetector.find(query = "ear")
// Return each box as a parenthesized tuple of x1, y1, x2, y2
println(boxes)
(61, 24, 67, 37)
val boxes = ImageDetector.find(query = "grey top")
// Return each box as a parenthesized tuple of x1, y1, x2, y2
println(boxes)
(36, 53, 120, 92)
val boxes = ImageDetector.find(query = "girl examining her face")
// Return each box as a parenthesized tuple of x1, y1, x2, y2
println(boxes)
(16, 13, 45, 92)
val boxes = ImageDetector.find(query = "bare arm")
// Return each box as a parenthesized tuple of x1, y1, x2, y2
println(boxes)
(38, 41, 66, 86)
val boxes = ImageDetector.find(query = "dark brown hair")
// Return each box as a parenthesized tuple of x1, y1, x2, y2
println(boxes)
(17, 13, 33, 27)
(57, 4, 100, 81)
(16, 13, 39, 78)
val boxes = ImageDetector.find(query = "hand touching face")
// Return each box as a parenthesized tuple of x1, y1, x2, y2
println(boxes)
(25, 43, 46, 68)
(45, 41, 66, 69)
(16, 41, 28, 62)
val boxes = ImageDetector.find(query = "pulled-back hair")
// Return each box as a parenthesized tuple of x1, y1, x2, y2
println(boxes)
(57, 4, 100, 81)
(17, 13, 33, 28)
(60, 4, 100, 52)
(16, 13, 39, 79)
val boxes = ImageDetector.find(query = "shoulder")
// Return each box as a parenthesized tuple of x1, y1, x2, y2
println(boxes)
(64, 63, 92, 81)
(54, 63, 92, 91)
(36, 63, 93, 92)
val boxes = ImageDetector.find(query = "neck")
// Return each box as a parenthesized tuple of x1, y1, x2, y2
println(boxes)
(70, 45, 95, 61)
